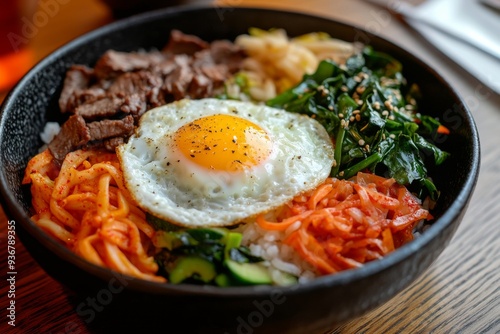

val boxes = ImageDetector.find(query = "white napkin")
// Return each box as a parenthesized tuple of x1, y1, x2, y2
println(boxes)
(402, 0, 500, 94)
(406, 18, 500, 94)
(365, 0, 500, 94)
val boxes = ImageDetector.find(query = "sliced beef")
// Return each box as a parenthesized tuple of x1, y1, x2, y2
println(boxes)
(120, 94, 148, 119)
(94, 50, 164, 79)
(48, 115, 90, 162)
(154, 56, 178, 76)
(58, 65, 94, 113)
(162, 62, 194, 101)
(188, 72, 211, 98)
(70, 93, 146, 121)
(199, 63, 228, 84)
(209, 40, 246, 72)
(87, 115, 134, 141)
(146, 86, 166, 108)
(103, 137, 125, 151)
(107, 71, 163, 99)
(190, 41, 245, 91)
(67, 87, 107, 112)
(74, 96, 126, 120)
(50, 30, 248, 159)
(163, 30, 209, 55)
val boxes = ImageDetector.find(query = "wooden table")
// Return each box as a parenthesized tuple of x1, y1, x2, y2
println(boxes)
(1, 0, 499, 333)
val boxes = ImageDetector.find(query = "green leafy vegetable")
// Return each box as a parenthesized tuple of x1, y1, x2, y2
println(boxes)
(267, 46, 449, 200)
(152, 225, 270, 286)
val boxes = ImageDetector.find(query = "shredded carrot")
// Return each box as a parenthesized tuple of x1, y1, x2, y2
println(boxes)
(437, 124, 450, 135)
(413, 117, 450, 135)
(256, 210, 313, 231)
(256, 172, 431, 275)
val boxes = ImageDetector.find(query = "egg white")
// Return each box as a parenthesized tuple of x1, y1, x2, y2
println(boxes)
(117, 98, 335, 227)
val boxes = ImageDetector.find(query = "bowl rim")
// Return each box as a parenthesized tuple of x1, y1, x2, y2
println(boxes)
(0, 4, 481, 297)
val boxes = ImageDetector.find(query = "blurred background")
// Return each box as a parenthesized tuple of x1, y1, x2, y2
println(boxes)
(0, 0, 211, 100)
(0, 0, 38, 93)
(1, 0, 499, 100)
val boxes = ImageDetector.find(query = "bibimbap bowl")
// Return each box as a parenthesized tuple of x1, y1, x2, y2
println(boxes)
(0, 5, 479, 333)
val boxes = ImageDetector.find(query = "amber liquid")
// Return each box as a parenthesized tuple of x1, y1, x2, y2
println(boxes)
(0, 0, 35, 91)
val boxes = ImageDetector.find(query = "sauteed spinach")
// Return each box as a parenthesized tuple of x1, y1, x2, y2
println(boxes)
(267, 47, 449, 200)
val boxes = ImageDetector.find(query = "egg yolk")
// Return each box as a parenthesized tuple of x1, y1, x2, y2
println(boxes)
(174, 114, 272, 172)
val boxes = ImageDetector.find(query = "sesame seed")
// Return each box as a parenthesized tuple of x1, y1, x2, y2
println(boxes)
(384, 100, 394, 111)
(358, 139, 365, 146)
(349, 116, 355, 122)
(389, 134, 396, 139)
(365, 144, 370, 152)
(332, 159, 337, 167)
(353, 109, 360, 114)
(339, 171, 345, 177)
(339, 113, 344, 118)
(341, 85, 348, 92)
(354, 76, 362, 83)
(373, 101, 381, 110)
(382, 110, 389, 117)
(357, 99, 363, 106)
(328, 105, 334, 111)
(388, 115, 395, 120)
(355, 114, 361, 122)
(356, 86, 366, 94)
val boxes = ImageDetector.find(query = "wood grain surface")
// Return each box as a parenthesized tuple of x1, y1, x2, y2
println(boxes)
(1, 0, 499, 333)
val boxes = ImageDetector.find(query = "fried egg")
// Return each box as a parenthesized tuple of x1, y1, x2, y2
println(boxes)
(117, 98, 335, 227)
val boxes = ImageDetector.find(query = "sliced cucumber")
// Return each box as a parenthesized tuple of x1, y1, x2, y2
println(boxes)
(225, 260, 272, 285)
(273, 271, 298, 286)
(146, 213, 181, 231)
(187, 228, 228, 242)
(224, 232, 243, 258)
(152, 231, 184, 250)
(169, 256, 217, 284)
(214, 273, 232, 287)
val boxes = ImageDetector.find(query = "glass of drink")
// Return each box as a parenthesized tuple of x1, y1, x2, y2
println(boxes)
(0, 0, 37, 92)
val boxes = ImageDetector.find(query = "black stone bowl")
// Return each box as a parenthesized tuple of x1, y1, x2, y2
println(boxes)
(0, 5, 480, 334)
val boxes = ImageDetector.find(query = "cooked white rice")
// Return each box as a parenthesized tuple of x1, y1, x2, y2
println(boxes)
(237, 220, 319, 285)
(40, 121, 61, 144)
